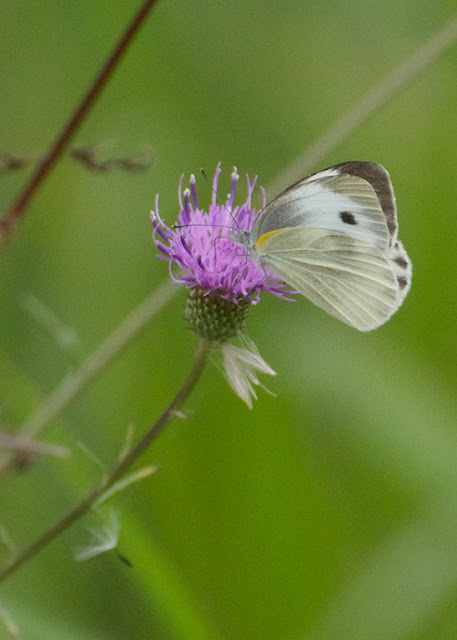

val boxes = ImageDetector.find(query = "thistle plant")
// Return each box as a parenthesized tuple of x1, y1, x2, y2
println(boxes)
(151, 164, 293, 407)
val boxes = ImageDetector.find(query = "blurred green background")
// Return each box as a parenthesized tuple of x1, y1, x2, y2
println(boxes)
(1, 1, 457, 638)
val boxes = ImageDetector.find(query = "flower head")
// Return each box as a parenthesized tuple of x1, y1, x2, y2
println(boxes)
(151, 163, 291, 307)
(150, 164, 285, 407)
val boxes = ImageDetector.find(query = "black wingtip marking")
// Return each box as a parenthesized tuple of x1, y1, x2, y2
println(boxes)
(339, 211, 357, 225)
(333, 162, 398, 238)
(397, 276, 408, 290)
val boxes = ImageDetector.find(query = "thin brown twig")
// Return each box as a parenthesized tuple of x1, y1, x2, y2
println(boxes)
(267, 12, 457, 197)
(0, 0, 159, 250)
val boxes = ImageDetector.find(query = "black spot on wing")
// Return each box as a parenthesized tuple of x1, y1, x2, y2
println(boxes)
(397, 276, 408, 290)
(331, 162, 398, 238)
(339, 210, 357, 225)
(394, 255, 408, 270)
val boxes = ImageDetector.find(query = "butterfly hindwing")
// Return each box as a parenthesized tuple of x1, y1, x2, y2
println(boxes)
(256, 227, 400, 331)
(388, 239, 412, 306)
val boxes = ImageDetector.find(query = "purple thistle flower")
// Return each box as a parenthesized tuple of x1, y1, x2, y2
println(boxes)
(150, 164, 288, 407)
(150, 163, 293, 305)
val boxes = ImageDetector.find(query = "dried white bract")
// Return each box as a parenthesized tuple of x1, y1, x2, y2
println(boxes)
(221, 338, 276, 409)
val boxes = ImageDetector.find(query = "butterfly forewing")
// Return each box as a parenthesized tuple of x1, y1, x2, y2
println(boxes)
(252, 168, 393, 252)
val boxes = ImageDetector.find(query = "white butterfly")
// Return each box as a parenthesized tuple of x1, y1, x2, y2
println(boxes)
(235, 162, 411, 331)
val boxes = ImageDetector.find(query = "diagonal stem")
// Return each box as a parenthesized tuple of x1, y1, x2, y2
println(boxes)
(0, 338, 213, 584)
(267, 13, 457, 196)
(0, 0, 159, 250)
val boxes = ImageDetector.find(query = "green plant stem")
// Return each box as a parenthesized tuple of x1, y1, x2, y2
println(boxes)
(0, 338, 213, 584)
(0, 0, 158, 250)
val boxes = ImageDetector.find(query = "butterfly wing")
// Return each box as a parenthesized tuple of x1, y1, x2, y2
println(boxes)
(251, 162, 411, 330)
(252, 162, 397, 252)
(257, 227, 408, 330)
